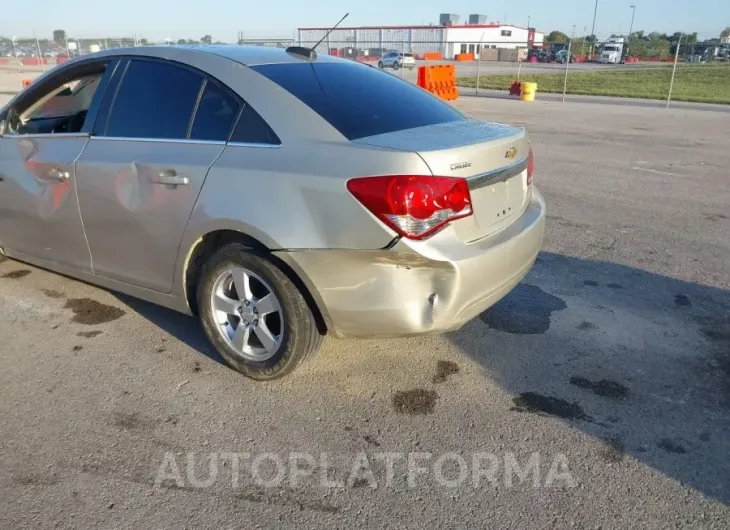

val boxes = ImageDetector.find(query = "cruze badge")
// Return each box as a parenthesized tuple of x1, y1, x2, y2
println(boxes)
(450, 161, 472, 171)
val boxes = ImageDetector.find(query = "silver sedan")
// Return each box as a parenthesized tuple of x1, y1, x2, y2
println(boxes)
(0, 45, 545, 379)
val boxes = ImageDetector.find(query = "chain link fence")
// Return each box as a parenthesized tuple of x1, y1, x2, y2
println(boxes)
(298, 37, 730, 106)
(2, 33, 728, 106)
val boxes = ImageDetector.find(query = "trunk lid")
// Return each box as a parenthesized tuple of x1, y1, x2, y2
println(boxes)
(354, 120, 531, 243)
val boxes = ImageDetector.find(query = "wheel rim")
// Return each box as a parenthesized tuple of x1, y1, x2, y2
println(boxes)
(210, 266, 283, 362)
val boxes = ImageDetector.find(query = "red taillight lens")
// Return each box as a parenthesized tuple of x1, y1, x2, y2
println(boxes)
(527, 147, 535, 186)
(347, 175, 473, 240)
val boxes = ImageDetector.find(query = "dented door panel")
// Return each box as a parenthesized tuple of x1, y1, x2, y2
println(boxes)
(0, 134, 91, 271)
(75, 138, 224, 293)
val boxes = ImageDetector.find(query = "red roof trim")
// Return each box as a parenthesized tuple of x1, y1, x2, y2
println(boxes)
(298, 24, 533, 31)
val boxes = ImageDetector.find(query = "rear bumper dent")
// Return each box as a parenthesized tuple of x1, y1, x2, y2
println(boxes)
(276, 188, 546, 338)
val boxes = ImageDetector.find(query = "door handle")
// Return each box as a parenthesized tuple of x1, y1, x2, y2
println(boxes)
(49, 167, 70, 181)
(155, 170, 189, 187)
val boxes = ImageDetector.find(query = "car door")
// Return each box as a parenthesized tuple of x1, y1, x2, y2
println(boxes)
(75, 58, 241, 293)
(0, 59, 112, 272)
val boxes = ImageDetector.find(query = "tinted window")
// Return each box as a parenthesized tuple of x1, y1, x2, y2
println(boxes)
(190, 80, 241, 142)
(251, 62, 464, 140)
(229, 104, 280, 145)
(105, 60, 203, 139)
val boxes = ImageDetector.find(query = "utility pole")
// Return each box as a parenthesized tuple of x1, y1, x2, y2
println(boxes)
(627, 5, 636, 57)
(590, 0, 599, 57)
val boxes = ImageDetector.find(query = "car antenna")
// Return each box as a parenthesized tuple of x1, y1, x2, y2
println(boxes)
(286, 12, 349, 60)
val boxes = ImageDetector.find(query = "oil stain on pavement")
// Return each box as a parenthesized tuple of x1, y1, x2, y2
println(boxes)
(41, 289, 65, 299)
(480, 283, 567, 334)
(2, 270, 31, 279)
(511, 392, 593, 422)
(674, 294, 692, 307)
(77, 330, 104, 338)
(64, 298, 126, 325)
(599, 436, 627, 463)
(657, 438, 686, 454)
(569, 376, 629, 399)
(392, 389, 438, 415)
(111, 412, 155, 432)
(433, 360, 459, 383)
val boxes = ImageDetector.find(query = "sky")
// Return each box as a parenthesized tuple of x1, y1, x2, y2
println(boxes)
(2, 0, 728, 42)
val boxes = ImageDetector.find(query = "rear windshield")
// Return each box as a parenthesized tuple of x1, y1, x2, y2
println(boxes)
(250, 62, 465, 140)
(402, 53, 414, 58)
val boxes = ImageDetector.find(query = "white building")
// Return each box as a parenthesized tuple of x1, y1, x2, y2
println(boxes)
(297, 23, 545, 59)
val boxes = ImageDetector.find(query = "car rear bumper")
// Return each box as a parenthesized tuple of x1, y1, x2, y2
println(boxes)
(276, 188, 546, 339)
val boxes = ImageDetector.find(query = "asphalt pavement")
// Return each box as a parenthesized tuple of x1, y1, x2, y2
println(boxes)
(0, 88, 729, 528)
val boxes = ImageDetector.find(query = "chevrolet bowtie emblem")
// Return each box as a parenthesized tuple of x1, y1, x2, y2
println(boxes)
(505, 147, 518, 159)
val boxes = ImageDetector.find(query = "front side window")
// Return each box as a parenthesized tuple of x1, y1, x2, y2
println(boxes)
(5, 68, 106, 135)
(105, 59, 203, 139)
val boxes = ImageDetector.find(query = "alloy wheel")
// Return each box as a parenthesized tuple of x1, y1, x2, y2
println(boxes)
(210, 266, 283, 362)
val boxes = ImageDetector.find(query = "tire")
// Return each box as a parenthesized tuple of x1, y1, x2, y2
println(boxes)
(197, 243, 323, 380)
(392, 61, 400, 70)
(378, 61, 384, 69)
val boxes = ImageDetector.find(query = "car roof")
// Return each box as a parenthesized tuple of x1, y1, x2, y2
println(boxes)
(89, 44, 342, 67)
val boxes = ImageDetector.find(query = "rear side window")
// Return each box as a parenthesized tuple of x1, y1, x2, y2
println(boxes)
(190, 80, 241, 142)
(229, 104, 280, 145)
(250, 62, 464, 140)
(105, 60, 203, 139)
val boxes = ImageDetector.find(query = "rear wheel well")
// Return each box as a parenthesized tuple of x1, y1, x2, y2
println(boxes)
(184, 230, 327, 335)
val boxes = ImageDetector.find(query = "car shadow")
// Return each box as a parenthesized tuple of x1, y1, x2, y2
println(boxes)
(446, 251, 730, 505)
(113, 250, 730, 505)
(112, 293, 228, 367)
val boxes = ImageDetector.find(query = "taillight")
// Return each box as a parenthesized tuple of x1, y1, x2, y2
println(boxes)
(347, 175, 473, 240)
(527, 147, 535, 186)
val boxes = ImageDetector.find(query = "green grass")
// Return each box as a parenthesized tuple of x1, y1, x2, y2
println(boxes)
(458, 64, 730, 104)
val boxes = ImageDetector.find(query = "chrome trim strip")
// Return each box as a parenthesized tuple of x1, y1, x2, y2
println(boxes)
(226, 142, 282, 149)
(90, 136, 227, 146)
(5, 132, 90, 139)
(467, 157, 528, 190)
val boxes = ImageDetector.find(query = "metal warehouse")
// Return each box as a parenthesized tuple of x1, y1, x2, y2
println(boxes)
(297, 21, 545, 60)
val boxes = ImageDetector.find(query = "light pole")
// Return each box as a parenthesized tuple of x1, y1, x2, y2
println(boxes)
(627, 5, 636, 57)
(628, 5, 636, 37)
(590, 0, 599, 57)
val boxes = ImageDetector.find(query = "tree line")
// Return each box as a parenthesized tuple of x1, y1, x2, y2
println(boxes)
(545, 28, 728, 59)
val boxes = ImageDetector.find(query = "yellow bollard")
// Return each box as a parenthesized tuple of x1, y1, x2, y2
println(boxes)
(520, 81, 537, 102)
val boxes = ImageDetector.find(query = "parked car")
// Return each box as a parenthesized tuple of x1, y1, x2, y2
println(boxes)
(378, 51, 416, 70)
(0, 45, 545, 379)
